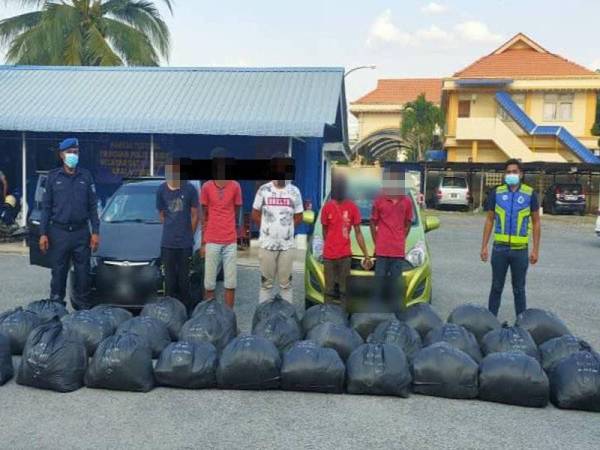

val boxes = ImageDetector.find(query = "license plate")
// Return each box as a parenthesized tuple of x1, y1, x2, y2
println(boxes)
(565, 195, 577, 201)
(450, 194, 458, 199)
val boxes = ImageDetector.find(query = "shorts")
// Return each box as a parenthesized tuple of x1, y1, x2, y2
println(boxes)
(204, 243, 237, 291)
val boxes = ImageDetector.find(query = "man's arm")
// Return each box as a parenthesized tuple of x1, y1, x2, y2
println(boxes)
(191, 206, 199, 232)
(530, 210, 541, 264)
(369, 221, 377, 257)
(481, 210, 495, 262)
(251, 208, 261, 226)
(39, 174, 52, 253)
(87, 177, 100, 252)
(1, 173, 7, 198)
(293, 212, 303, 226)
(354, 225, 370, 259)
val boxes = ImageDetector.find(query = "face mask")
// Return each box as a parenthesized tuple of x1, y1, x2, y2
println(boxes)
(505, 173, 520, 186)
(64, 153, 79, 169)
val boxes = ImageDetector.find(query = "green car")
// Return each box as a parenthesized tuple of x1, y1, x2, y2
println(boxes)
(303, 176, 440, 309)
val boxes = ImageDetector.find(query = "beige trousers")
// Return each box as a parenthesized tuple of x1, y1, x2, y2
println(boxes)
(259, 248, 294, 303)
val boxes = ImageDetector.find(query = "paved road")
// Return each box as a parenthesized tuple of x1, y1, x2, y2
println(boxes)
(0, 212, 598, 449)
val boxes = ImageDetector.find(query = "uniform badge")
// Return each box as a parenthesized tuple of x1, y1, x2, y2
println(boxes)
(517, 196, 524, 204)
(502, 194, 508, 201)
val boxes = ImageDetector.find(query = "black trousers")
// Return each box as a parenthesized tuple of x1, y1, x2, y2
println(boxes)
(49, 226, 90, 307)
(162, 247, 193, 310)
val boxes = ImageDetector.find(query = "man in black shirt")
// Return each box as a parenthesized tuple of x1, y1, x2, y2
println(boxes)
(156, 157, 199, 312)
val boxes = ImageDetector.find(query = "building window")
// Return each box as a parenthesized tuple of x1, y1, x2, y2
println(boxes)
(498, 93, 526, 120)
(458, 100, 471, 118)
(543, 93, 574, 121)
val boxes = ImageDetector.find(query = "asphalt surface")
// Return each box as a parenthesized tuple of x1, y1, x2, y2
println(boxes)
(0, 212, 598, 449)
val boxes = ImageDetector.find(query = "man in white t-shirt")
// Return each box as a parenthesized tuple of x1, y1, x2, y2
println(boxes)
(252, 155, 303, 303)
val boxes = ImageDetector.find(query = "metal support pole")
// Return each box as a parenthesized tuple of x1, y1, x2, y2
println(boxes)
(288, 137, 292, 157)
(149, 134, 155, 176)
(21, 132, 27, 228)
(422, 165, 428, 208)
(479, 170, 485, 211)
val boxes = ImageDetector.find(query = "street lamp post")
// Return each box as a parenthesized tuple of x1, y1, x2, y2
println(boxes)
(344, 65, 376, 78)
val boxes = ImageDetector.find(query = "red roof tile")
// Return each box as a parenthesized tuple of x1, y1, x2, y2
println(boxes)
(352, 78, 442, 105)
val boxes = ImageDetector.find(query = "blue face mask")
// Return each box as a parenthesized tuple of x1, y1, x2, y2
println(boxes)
(505, 173, 520, 186)
(64, 153, 79, 169)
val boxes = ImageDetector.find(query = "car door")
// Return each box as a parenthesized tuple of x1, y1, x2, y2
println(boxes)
(28, 172, 53, 268)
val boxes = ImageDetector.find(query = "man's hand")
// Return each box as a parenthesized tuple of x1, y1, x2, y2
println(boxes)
(39, 235, 49, 254)
(90, 233, 100, 252)
(199, 243, 206, 258)
(361, 255, 373, 270)
(480, 247, 489, 262)
(529, 249, 539, 265)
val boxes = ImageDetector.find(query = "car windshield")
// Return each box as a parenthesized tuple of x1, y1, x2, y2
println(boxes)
(557, 184, 582, 195)
(442, 177, 467, 188)
(102, 186, 160, 224)
(334, 181, 418, 226)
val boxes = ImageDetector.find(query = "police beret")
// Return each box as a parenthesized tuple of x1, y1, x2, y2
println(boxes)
(59, 138, 79, 151)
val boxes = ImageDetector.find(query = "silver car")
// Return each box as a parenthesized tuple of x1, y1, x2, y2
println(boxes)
(595, 211, 600, 237)
(434, 176, 471, 210)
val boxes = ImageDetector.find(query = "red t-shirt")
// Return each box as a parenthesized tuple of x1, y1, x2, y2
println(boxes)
(321, 199, 361, 259)
(371, 194, 413, 258)
(200, 181, 242, 244)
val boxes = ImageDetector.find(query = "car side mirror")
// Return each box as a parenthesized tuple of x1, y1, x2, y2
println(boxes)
(424, 215, 440, 233)
(303, 210, 315, 225)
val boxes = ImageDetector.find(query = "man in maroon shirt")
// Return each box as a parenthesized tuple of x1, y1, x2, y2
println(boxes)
(200, 148, 242, 308)
(370, 169, 413, 306)
(321, 175, 370, 306)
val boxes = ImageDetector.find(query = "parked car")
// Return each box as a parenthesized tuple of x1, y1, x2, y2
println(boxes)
(304, 172, 440, 309)
(29, 176, 206, 310)
(595, 209, 600, 237)
(432, 176, 471, 211)
(542, 183, 586, 215)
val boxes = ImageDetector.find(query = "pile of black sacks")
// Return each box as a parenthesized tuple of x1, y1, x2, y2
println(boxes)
(0, 297, 598, 412)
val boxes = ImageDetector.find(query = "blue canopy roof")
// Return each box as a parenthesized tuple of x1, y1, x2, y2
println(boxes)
(0, 65, 346, 139)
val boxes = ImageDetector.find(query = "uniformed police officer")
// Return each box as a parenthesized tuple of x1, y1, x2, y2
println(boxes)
(480, 158, 541, 317)
(39, 138, 100, 308)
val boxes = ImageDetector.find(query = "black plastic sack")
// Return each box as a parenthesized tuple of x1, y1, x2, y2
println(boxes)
(515, 308, 571, 345)
(61, 310, 113, 356)
(252, 295, 300, 329)
(140, 296, 188, 340)
(306, 322, 363, 361)
(346, 343, 412, 397)
(479, 352, 549, 408)
(155, 341, 218, 389)
(447, 304, 501, 345)
(424, 323, 482, 363)
(85, 333, 154, 392)
(481, 323, 539, 360)
(301, 303, 348, 334)
(350, 313, 397, 341)
(180, 312, 237, 352)
(25, 299, 68, 322)
(0, 333, 13, 385)
(17, 319, 87, 392)
(253, 312, 302, 352)
(116, 316, 171, 357)
(411, 342, 479, 399)
(0, 307, 43, 354)
(91, 305, 133, 330)
(192, 300, 238, 334)
(396, 303, 443, 339)
(540, 335, 593, 373)
(217, 335, 281, 390)
(281, 340, 345, 393)
(367, 319, 422, 361)
(549, 351, 600, 412)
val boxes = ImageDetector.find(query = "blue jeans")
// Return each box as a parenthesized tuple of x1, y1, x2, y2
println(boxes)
(488, 244, 529, 316)
(373, 256, 405, 306)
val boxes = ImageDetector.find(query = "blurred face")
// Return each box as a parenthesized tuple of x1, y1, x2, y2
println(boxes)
(165, 162, 180, 183)
(382, 170, 408, 196)
(331, 175, 347, 201)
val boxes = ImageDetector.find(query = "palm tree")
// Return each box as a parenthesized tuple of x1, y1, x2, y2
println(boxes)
(400, 93, 445, 162)
(0, 0, 173, 66)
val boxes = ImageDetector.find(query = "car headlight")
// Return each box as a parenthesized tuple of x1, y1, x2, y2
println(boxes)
(311, 236, 324, 263)
(406, 241, 426, 268)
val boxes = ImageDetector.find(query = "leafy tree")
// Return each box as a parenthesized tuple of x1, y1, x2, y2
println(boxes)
(400, 93, 445, 162)
(0, 0, 173, 66)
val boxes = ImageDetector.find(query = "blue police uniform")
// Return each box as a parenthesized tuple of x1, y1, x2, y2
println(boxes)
(40, 142, 99, 308)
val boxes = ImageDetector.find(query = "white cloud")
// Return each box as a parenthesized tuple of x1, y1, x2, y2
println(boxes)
(589, 59, 600, 71)
(416, 25, 452, 42)
(454, 21, 503, 43)
(421, 2, 448, 15)
(366, 9, 413, 46)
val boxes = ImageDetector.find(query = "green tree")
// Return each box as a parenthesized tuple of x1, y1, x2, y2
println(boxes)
(0, 0, 173, 66)
(400, 93, 445, 162)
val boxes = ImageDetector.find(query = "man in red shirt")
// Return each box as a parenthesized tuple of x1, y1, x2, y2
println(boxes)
(321, 175, 370, 306)
(370, 169, 413, 306)
(200, 148, 242, 308)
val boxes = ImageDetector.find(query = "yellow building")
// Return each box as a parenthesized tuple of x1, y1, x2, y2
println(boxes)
(350, 78, 442, 140)
(443, 33, 600, 163)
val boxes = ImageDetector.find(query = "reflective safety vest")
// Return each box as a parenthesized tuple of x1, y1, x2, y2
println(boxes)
(494, 183, 533, 246)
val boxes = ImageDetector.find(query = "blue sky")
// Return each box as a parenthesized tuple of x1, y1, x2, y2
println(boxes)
(1, 0, 600, 104)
